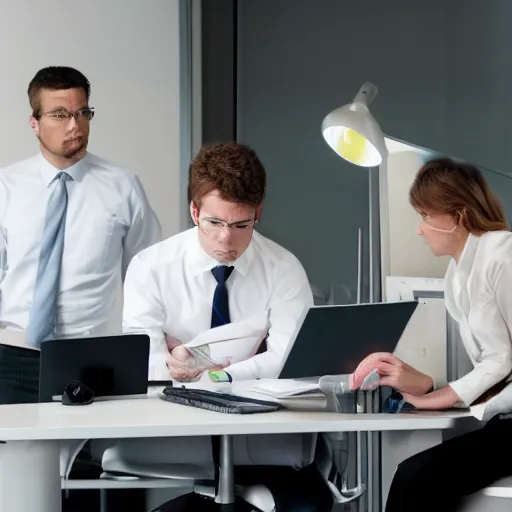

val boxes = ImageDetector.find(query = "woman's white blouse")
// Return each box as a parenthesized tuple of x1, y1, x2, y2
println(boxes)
(445, 231, 512, 406)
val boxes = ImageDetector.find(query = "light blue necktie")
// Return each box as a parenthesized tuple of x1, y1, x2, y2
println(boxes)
(26, 172, 72, 347)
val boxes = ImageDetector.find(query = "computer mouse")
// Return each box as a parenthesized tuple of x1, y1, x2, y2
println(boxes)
(62, 380, 95, 406)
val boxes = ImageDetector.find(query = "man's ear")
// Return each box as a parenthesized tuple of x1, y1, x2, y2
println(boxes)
(255, 204, 264, 222)
(190, 201, 200, 225)
(29, 115, 39, 136)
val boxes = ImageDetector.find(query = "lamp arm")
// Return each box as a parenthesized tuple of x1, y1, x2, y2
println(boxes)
(352, 82, 378, 108)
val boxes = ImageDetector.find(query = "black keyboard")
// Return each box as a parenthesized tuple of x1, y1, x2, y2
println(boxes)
(160, 386, 282, 414)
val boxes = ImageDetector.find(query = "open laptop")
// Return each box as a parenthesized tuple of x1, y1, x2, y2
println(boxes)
(39, 334, 150, 402)
(279, 301, 418, 379)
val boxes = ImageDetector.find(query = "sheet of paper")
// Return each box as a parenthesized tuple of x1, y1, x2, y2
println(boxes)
(182, 311, 270, 368)
(207, 334, 265, 366)
(186, 311, 269, 348)
(242, 378, 321, 398)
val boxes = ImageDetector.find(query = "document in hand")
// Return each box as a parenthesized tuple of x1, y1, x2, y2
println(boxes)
(181, 311, 270, 371)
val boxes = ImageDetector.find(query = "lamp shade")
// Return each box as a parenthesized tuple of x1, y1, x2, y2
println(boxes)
(322, 82, 388, 167)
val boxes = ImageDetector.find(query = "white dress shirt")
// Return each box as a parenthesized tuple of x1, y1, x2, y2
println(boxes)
(446, 231, 512, 406)
(123, 227, 313, 381)
(0, 152, 161, 337)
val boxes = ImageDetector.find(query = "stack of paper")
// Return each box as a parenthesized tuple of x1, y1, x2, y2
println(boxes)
(243, 379, 324, 399)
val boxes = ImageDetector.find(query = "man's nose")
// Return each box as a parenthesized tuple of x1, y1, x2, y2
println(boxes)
(218, 226, 232, 241)
(67, 114, 80, 129)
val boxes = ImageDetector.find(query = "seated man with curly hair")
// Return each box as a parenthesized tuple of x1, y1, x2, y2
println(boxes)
(106, 142, 332, 511)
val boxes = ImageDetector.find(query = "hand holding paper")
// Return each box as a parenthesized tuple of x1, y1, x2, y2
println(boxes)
(163, 311, 269, 381)
(164, 336, 222, 381)
(166, 346, 220, 382)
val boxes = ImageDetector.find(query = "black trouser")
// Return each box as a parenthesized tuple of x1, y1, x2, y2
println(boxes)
(0, 344, 39, 404)
(385, 415, 512, 512)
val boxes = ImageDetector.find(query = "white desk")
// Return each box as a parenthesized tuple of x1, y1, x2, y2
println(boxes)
(0, 397, 470, 512)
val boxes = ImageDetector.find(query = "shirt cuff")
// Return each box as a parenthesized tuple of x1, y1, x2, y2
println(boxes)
(448, 379, 474, 406)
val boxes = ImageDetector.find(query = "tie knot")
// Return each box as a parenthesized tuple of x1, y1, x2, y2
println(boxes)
(56, 172, 72, 182)
(211, 265, 234, 284)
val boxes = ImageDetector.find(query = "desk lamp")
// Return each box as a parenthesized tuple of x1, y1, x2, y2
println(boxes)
(322, 82, 390, 307)
(322, 82, 389, 512)
(322, 82, 387, 168)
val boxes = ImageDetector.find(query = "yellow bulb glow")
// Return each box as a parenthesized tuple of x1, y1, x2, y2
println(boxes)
(336, 129, 367, 165)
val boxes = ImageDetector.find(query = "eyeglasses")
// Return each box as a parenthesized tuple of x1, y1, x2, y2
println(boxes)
(198, 217, 256, 236)
(37, 107, 95, 123)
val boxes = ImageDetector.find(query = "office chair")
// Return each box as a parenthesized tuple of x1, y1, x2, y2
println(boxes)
(141, 435, 365, 512)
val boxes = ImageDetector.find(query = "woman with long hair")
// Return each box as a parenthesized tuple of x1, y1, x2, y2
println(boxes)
(382, 158, 512, 511)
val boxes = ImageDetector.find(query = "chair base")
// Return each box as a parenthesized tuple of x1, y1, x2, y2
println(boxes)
(151, 492, 258, 511)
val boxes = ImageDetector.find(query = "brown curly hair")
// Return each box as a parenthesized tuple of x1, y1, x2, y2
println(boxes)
(188, 142, 266, 207)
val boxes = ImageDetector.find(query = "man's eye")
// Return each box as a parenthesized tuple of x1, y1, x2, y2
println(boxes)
(208, 220, 223, 226)
(51, 113, 67, 119)
(235, 224, 250, 230)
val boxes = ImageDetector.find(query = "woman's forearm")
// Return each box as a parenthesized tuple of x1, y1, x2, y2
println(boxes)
(403, 385, 460, 410)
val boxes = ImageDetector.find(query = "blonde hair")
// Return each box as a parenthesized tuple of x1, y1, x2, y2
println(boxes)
(410, 158, 509, 233)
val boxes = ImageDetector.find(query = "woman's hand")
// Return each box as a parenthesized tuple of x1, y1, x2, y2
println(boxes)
(372, 352, 434, 395)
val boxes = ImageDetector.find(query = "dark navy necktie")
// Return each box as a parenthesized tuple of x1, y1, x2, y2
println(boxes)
(210, 265, 235, 489)
(211, 265, 234, 327)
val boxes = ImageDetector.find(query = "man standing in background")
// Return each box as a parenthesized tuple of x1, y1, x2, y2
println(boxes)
(0, 66, 161, 404)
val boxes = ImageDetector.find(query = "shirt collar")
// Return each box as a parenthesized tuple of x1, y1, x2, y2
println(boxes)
(38, 151, 89, 186)
(187, 227, 254, 278)
(455, 232, 481, 277)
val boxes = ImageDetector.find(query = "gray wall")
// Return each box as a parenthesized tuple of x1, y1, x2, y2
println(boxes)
(236, 0, 512, 301)
(482, 171, 512, 225)
(0, 0, 184, 238)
